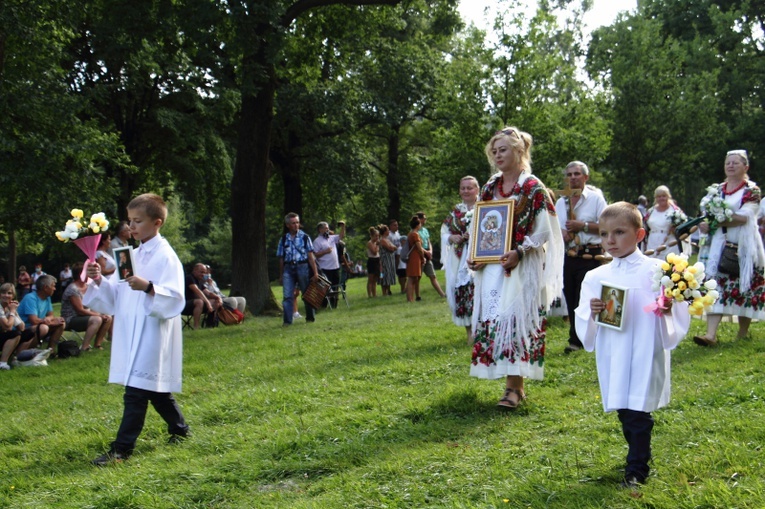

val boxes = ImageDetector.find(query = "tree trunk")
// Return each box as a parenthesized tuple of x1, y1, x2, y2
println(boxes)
(386, 126, 401, 222)
(8, 229, 16, 286)
(230, 54, 280, 315)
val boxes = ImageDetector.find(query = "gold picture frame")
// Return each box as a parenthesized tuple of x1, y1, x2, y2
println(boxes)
(469, 199, 515, 263)
(596, 281, 628, 331)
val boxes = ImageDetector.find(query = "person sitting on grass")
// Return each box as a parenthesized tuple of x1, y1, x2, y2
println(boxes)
(17, 275, 65, 355)
(85, 193, 189, 466)
(0, 283, 37, 369)
(575, 202, 691, 488)
(60, 262, 112, 351)
(184, 263, 221, 329)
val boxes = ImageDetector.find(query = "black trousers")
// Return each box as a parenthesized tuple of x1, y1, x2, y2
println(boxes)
(112, 386, 189, 455)
(563, 255, 602, 347)
(617, 409, 654, 482)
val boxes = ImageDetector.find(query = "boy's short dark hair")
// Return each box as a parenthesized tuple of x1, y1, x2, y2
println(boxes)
(128, 193, 168, 222)
(599, 201, 643, 230)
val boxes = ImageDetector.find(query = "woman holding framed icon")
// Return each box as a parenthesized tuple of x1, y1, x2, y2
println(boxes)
(468, 127, 563, 409)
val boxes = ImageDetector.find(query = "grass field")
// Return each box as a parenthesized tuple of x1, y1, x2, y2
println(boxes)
(1, 274, 764, 509)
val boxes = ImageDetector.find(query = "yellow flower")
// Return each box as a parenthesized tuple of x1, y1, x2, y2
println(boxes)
(70, 208, 84, 218)
(55, 231, 68, 242)
(677, 281, 687, 291)
(674, 260, 688, 272)
(672, 289, 685, 301)
(666, 253, 677, 264)
(671, 273, 681, 282)
(687, 266, 698, 274)
(664, 288, 673, 298)
(661, 262, 671, 271)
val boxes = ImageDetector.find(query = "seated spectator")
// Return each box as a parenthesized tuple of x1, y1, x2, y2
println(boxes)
(96, 233, 117, 278)
(61, 263, 112, 351)
(31, 263, 47, 285)
(109, 221, 131, 259)
(184, 263, 221, 329)
(17, 275, 65, 354)
(16, 265, 32, 298)
(204, 265, 246, 314)
(59, 263, 73, 290)
(0, 283, 36, 369)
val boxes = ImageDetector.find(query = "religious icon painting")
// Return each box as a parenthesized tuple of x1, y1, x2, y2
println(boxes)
(596, 281, 628, 331)
(469, 199, 514, 263)
(113, 246, 136, 282)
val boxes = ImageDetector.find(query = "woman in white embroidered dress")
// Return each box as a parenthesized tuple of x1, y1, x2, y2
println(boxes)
(693, 150, 765, 346)
(644, 185, 689, 257)
(441, 176, 479, 345)
(468, 127, 563, 409)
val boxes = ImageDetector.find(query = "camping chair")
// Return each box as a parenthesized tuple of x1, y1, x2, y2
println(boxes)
(325, 283, 349, 309)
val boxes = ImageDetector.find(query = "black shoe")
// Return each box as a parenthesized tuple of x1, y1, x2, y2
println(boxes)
(91, 451, 129, 466)
(564, 344, 582, 354)
(306, 317, 315, 323)
(620, 475, 644, 489)
(168, 433, 188, 445)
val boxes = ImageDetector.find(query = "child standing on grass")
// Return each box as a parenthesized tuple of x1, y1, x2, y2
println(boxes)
(574, 202, 691, 488)
(85, 194, 189, 466)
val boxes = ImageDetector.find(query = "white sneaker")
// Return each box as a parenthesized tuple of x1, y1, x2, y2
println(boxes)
(293, 312, 302, 318)
(0, 362, 10, 370)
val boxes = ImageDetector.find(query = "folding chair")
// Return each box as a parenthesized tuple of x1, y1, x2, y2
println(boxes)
(181, 313, 195, 330)
(325, 284, 349, 309)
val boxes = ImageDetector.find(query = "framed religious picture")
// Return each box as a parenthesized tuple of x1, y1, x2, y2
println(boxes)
(469, 199, 515, 263)
(596, 282, 628, 331)
(113, 246, 136, 281)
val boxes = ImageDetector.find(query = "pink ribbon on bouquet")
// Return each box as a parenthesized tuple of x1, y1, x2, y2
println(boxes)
(643, 292, 668, 317)
(73, 234, 101, 281)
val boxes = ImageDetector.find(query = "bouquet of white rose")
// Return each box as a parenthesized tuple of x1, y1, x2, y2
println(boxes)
(699, 185, 733, 235)
(646, 252, 719, 317)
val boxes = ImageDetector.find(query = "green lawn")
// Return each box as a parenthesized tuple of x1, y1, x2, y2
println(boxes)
(1, 274, 764, 508)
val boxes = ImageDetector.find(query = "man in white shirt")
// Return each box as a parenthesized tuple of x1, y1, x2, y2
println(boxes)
(555, 161, 608, 353)
(313, 221, 346, 307)
(387, 219, 406, 293)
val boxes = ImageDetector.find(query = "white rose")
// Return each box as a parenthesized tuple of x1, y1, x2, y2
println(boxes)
(704, 279, 718, 290)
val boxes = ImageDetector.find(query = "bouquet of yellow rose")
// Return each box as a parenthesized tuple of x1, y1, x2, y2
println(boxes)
(55, 209, 109, 242)
(55, 209, 110, 281)
(646, 252, 719, 317)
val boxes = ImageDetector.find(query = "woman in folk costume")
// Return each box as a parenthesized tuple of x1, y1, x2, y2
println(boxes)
(693, 149, 765, 346)
(468, 127, 563, 409)
(441, 176, 480, 345)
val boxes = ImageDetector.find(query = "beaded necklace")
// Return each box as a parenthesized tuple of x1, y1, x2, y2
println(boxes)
(722, 180, 746, 196)
(497, 176, 515, 198)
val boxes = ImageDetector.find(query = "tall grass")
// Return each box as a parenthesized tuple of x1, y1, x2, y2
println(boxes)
(1, 274, 763, 508)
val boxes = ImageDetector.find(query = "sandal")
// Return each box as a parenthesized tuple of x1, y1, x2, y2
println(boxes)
(693, 335, 717, 347)
(497, 387, 526, 409)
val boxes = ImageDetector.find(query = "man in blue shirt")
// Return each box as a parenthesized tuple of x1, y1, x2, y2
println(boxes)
(17, 274, 65, 353)
(277, 212, 319, 325)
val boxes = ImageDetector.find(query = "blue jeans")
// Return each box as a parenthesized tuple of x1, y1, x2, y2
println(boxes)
(617, 409, 653, 482)
(282, 263, 315, 324)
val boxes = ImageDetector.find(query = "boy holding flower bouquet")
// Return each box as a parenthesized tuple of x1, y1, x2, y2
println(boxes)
(84, 194, 189, 466)
(574, 202, 692, 488)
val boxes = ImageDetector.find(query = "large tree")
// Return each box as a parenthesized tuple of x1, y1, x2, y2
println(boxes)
(227, 0, 402, 314)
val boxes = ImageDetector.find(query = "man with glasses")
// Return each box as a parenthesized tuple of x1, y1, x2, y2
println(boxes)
(555, 161, 607, 353)
(277, 213, 319, 326)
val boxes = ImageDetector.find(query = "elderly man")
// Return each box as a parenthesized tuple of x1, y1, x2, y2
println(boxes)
(204, 265, 246, 314)
(555, 161, 608, 353)
(17, 274, 66, 354)
(110, 221, 131, 259)
(313, 220, 346, 307)
(277, 212, 319, 325)
(184, 263, 221, 329)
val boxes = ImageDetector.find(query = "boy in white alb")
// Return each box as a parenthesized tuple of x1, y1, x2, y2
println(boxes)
(575, 202, 690, 487)
(85, 194, 189, 465)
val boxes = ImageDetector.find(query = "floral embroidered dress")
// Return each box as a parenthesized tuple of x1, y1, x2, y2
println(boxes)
(470, 172, 564, 380)
(441, 202, 475, 326)
(701, 181, 765, 318)
(644, 203, 689, 257)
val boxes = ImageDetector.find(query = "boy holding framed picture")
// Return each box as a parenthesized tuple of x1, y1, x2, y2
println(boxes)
(574, 202, 691, 488)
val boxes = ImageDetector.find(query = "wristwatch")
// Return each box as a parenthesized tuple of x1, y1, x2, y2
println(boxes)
(144, 281, 154, 294)
(583, 222, 589, 233)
